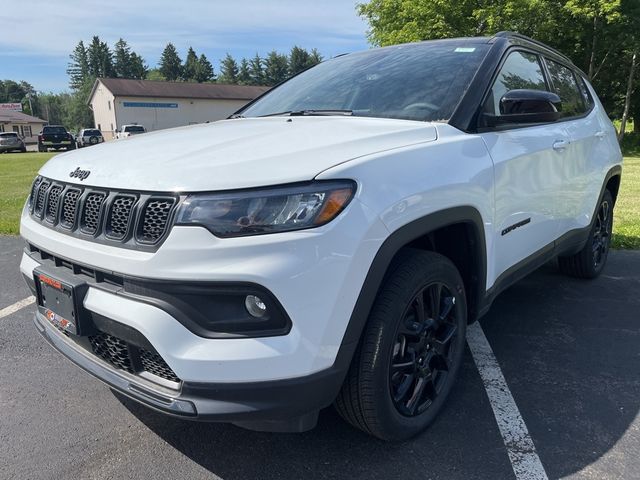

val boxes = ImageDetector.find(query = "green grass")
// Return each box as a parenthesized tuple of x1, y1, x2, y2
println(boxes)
(1, 152, 639, 249)
(612, 156, 640, 249)
(0, 152, 56, 234)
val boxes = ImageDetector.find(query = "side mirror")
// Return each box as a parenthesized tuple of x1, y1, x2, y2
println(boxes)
(483, 89, 561, 127)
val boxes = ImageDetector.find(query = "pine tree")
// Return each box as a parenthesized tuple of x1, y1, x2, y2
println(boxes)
(264, 50, 289, 86)
(219, 53, 239, 84)
(237, 58, 251, 85)
(113, 38, 133, 78)
(87, 36, 115, 78)
(309, 48, 323, 65)
(67, 41, 89, 90)
(159, 43, 183, 81)
(195, 54, 215, 82)
(289, 46, 311, 75)
(249, 53, 264, 85)
(183, 47, 199, 81)
(129, 53, 148, 79)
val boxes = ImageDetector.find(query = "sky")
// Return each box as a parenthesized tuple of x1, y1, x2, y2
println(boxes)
(0, 0, 370, 93)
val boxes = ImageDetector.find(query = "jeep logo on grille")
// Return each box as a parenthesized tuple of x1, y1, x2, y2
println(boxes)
(69, 167, 91, 181)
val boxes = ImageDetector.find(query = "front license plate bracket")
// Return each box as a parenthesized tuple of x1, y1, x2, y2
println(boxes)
(33, 267, 92, 336)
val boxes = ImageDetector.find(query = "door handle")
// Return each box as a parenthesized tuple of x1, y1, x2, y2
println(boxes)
(595, 131, 607, 139)
(552, 139, 569, 151)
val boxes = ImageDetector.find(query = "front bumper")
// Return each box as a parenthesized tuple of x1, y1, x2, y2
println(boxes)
(34, 311, 346, 431)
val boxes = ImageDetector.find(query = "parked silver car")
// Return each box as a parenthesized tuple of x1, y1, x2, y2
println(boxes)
(76, 128, 104, 148)
(0, 132, 27, 153)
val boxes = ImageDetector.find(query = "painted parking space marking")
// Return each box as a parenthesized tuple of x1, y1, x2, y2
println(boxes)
(467, 322, 549, 480)
(0, 296, 35, 319)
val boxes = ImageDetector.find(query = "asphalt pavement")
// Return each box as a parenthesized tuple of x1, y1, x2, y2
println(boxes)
(1, 234, 638, 480)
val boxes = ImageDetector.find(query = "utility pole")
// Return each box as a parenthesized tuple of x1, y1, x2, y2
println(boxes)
(27, 93, 34, 116)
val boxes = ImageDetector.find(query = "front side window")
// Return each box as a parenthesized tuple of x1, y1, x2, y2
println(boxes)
(240, 42, 491, 122)
(485, 51, 548, 116)
(545, 59, 586, 118)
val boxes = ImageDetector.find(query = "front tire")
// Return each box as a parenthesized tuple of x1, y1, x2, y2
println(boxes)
(559, 190, 613, 279)
(335, 250, 467, 441)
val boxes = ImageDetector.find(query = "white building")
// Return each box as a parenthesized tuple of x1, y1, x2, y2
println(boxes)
(88, 78, 269, 139)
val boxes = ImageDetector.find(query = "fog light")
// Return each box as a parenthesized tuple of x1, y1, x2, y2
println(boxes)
(245, 295, 267, 318)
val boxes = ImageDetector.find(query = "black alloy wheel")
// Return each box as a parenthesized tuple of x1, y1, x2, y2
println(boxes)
(335, 249, 467, 441)
(390, 282, 460, 417)
(559, 189, 614, 279)
(591, 196, 612, 270)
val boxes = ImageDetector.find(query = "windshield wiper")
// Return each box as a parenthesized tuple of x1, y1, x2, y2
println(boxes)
(258, 109, 353, 118)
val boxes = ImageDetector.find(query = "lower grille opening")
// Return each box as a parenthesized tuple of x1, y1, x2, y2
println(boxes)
(89, 333, 134, 373)
(88, 331, 180, 384)
(140, 348, 180, 383)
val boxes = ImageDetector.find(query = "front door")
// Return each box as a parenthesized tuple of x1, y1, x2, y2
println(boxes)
(479, 50, 571, 286)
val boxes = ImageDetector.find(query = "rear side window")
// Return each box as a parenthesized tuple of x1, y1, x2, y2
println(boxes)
(43, 126, 67, 134)
(124, 126, 145, 133)
(545, 59, 586, 118)
(485, 51, 548, 115)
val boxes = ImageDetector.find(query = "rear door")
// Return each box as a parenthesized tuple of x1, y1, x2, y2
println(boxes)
(542, 58, 610, 235)
(478, 50, 571, 285)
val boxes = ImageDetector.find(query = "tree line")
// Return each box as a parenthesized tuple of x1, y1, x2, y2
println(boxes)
(3, 37, 324, 132)
(153, 43, 322, 86)
(65, 37, 323, 87)
(358, 0, 640, 140)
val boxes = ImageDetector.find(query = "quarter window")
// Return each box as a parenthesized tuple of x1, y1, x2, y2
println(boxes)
(577, 76, 594, 110)
(485, 51, 548, 116)
(545, 59, 586, 117)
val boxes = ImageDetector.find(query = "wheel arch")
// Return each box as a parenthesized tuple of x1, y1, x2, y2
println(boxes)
(340, 206, 487, 353)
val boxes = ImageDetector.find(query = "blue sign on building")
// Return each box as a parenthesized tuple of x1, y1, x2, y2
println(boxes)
(123, 102, 179, 109)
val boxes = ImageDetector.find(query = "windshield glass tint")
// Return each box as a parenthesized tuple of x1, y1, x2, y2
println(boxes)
(84, 130, 101, 135)
(241, 42, 490, 122)
(125, 126, 144, 132)
(0, 133, 18, 138)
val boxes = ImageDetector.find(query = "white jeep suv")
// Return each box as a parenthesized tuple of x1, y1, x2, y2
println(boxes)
(20, 32, 622, 441)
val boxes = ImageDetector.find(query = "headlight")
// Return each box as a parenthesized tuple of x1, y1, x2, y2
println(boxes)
(176, 180, 356, 237)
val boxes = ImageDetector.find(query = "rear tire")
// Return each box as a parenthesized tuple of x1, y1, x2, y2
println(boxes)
(334, 250, 467, 441)
(559, 190, 613, 279)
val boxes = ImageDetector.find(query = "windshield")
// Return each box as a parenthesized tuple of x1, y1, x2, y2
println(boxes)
(0, 133, 18, 138)
(124, 126, 145, 133)
(240, 41, 490, 122)
(43, 126, 67, 134)
(83, 129, 101, 135)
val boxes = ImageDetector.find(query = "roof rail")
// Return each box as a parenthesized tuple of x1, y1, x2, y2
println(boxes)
(493, 31, 572, 63)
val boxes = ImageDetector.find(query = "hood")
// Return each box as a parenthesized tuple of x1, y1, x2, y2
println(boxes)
(39, 116, 437, 192)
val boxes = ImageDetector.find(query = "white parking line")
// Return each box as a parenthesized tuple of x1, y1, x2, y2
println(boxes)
(467, 322, 549, 480)
(0, 296, 35, 319)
